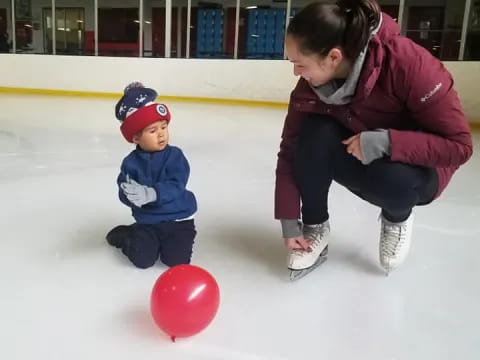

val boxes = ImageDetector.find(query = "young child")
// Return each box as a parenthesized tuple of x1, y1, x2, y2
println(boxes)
(106, 83, 197, 269)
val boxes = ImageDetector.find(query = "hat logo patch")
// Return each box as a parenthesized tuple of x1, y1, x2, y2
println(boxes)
(156, 104, 168, 116)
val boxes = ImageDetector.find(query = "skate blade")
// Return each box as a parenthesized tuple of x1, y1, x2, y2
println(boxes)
(289, 255, 327, 281)
(381, 262, 391, 277)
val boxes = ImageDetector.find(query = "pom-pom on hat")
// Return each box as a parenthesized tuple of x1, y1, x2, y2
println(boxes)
(115, 82, 158, 121)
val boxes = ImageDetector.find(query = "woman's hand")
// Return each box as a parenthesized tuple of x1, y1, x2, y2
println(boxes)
(342, 134, 363, 162)
(284, 236, 312, 251)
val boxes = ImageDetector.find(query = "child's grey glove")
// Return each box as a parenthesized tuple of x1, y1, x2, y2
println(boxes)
(120, 175, 157, 207)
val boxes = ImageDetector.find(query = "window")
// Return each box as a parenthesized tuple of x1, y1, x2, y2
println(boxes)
(466, 0, 480, 60)
(403, 0, 467, 60)
(0, 4, 12, 53)
(5, 0, 479, 60)
(44, 7, 85, 55)
(98, 0, 139, 57)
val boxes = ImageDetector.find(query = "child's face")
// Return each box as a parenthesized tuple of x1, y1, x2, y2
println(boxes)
(133, 120, 169, 151)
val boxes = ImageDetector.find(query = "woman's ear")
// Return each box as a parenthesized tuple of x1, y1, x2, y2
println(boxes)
(327, 47, 344, 67)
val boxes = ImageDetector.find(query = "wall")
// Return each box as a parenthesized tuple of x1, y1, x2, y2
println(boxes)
(0, 54, 479, 122)
(444, 61, 480, 122)
(0, 54, 296, 102)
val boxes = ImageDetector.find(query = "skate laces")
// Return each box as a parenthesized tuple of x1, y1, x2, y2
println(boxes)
(304, 224, 327, 244)
(380, 219, 407, 258)
(303, 223, 328, 253)
(290, 223, 328, 258)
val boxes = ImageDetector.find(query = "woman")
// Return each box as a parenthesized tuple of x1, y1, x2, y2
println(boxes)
(275, 0, 472, 280)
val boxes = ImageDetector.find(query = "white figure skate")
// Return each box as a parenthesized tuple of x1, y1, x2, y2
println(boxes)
(288, 221, 330, 281)
(379, 213, 414, 276)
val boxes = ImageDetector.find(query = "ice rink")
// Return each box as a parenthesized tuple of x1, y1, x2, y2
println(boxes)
(1, 93, 479, 359)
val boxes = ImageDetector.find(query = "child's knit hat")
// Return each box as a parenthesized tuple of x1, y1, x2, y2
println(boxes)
(120, 103, 171, 143)
(114, 82, 171, 142)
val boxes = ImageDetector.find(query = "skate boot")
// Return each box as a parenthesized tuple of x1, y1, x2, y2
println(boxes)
(288, 221, 330, 281)
(379, 213, 414, 276)
(106, 225, 132, 248)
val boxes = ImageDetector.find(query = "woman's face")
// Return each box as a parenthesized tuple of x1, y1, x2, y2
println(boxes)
(285, 35, 344, 87)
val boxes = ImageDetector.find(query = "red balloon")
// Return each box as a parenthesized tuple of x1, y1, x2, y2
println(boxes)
(150, 264, 220, 342)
